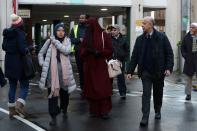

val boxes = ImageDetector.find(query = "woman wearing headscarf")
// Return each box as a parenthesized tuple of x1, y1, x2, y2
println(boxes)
(80, 18, 113, 119)
(38, 23, 76, 126)
(2, 14, 29, 118)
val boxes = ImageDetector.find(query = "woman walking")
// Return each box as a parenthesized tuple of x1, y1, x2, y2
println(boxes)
(2, 14, 29, 118)
(80, 18, 113, 119)
(38, 23, 76, 126)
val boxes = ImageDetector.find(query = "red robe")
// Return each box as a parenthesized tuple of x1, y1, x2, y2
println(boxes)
(80, 18, 113, 101)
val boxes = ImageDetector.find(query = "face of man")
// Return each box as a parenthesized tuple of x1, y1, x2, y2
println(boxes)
(79, 15, 87, 24)
(190, 25, 197, 35)
(56, 27, 65, 38)
(111, 28, 120, 37)
(142, 19, 153, 33)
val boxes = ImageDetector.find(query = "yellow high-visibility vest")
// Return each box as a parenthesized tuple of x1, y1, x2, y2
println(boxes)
(71, 25, 79, 53)
(74, 25, 78, 38)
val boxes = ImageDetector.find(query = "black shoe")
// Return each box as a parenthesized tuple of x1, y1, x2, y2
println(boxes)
(155, 112, 161, 120)
(62, 109, 67, 118)
(49, 117, 57, 126)
(140, 117, 148, 127)
(185, 95, 191, 101)
(120, 94, 126, 100)
(89, 113, 97, 118)
(101, 113, 110, 120)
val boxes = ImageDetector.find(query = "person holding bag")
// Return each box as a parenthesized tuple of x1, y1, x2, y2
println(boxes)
(80, 18, 113, 119)
(38, 23, 76, 126)
(2, 14, 29, 118)
(111, 25, 129, 99)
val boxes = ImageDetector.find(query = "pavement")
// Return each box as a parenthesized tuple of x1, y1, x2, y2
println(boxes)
(0, 71, 197, 131)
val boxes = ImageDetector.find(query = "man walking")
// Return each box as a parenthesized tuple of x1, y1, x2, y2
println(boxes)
(181, 23, 197, 101)
(70, 14, 89, 92)
(111, 25, 129, 99)
(127, 16, 174, 127)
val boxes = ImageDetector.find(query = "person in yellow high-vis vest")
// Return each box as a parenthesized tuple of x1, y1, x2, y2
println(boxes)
(69, 14, 89, 93)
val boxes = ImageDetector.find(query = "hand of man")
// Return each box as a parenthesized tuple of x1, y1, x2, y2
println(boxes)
(164, 70, 171, 76)
(126, 74, 132, 80)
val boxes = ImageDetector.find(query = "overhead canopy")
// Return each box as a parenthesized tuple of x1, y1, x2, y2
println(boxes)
(19, 5, 127, 24)
(18, 0, 132, 7)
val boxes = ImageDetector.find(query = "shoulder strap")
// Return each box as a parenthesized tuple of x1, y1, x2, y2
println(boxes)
(102, 31, 104, 49)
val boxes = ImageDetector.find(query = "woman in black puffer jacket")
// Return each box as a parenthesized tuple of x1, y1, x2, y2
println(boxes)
(2, 14, 29, 118)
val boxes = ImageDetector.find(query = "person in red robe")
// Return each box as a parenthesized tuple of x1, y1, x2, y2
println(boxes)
(80, 18, 113, 119)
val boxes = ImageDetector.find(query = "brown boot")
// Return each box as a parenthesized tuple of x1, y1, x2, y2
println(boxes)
(15, 99, 26, 118)
(9, 107, 18, 118)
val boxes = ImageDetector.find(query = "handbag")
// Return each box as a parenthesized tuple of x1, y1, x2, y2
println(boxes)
(102, 32, 122, 78)
(107, 59, 122, 78)
(22, 53, 36, 79)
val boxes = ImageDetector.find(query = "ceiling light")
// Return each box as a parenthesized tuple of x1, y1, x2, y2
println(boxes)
(42, 19, 47, 22)
(101, 8, 108, 11)
(64, 15, 70, 18)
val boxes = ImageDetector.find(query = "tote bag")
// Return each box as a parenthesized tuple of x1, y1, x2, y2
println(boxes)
(101, 32, 122, 78)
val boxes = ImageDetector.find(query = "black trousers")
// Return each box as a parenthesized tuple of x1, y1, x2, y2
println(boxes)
(75, 50, 84, 90)
(48, 88, 69, 117)
(117, 63, 127, 96)
(141, 71, 164, 118)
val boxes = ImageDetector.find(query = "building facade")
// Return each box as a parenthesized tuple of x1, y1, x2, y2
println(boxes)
(0, 0, 182, 70)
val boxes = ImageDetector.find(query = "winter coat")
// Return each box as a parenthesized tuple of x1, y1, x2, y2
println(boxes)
(38, 37, 76, 93)
(181, 32, 197, 76)
(111, 34, 129, 62)
(127, 29, 174, 77)
(2, 27, 28, 80)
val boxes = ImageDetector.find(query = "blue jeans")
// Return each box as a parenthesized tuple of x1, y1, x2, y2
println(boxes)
(8, 79, 29, 103)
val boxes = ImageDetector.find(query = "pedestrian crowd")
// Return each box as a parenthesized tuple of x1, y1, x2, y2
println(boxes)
(1, 13, 197, 127)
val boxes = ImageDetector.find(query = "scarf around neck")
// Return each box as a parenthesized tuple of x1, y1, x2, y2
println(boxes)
(48, 37, 70, 98)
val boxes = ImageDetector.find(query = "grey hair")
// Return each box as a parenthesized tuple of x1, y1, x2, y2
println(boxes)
(143, 16, 155, 26)
(112, 24, 120, 31)
(191, 23, 197, 28)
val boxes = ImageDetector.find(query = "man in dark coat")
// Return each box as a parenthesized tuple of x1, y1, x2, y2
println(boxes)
(70, 14, 89, 92)
(181, 23, 197, 101)
(127, 16, 174, 127)
(111, 25, 129, 99)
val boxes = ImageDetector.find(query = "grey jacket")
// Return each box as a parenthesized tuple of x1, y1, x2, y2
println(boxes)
(38, 37, 76, 93)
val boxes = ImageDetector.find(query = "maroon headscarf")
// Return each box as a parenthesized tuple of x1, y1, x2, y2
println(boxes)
(83, 18, 104, 50)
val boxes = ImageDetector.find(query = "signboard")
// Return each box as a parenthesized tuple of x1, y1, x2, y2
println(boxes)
(18, 9, 31, 18)
(136, 20, 143, 26)
(136, 20, 143, 36)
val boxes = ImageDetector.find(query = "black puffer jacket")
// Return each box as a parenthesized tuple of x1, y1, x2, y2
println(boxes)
(112, 34, 129, 62)
(127, 29, 174, 77)
(2, 27, 28, 80)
